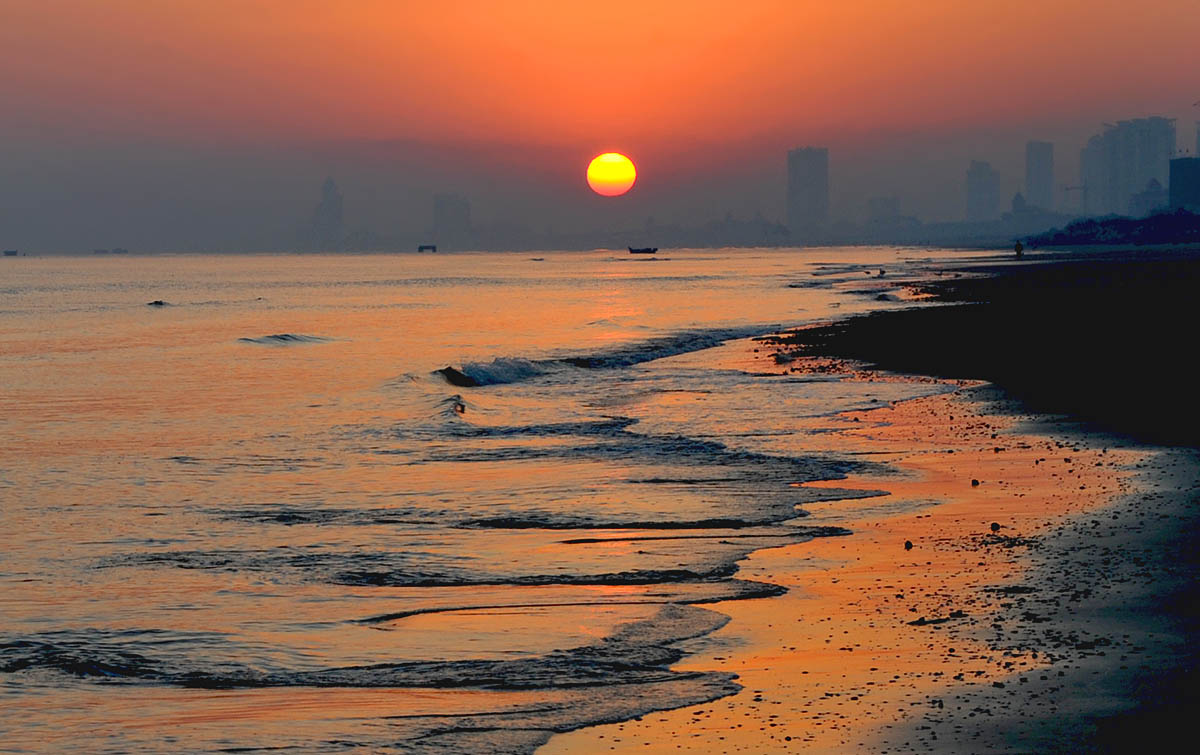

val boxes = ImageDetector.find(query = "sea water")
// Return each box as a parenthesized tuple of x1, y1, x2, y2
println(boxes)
(0, 247, 974, 752)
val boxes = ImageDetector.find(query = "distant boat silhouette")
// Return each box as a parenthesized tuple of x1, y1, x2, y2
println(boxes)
(418, 244, 437, 252)
(3, 250, 17, 257)
(628, 247, 658, 254)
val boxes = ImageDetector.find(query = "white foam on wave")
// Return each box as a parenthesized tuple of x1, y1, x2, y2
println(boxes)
(457, 357, 552, 386)
(237, 333, 332, 346)
(440, 326, 770, 387)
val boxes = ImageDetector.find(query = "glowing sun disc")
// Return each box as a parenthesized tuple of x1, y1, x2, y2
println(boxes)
(587, 152, 637, 196)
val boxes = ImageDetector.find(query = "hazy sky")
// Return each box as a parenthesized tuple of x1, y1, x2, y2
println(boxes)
(2, 0, 1198, 250)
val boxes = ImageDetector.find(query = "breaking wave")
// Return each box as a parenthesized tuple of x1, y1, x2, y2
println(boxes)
(436, 327, 770, 387)
(0, 605, 734, 691)
(97, 520, 850, 589)
(237, 333, 332, 345)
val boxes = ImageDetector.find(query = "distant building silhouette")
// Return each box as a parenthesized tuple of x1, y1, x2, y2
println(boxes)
(1169, 158, 1200, 211)
(1024, 141, 1054, 210)
(786, 147, 829, 242)
(1079, 135, 1104, 214)
(312, 178, 345, 251)
(866, 196, 900, 223)
(1079, 117, 1176, 215)
(1129, 179, 1168, 217)
(998, 189, 1073, 240)
(433, 193, 472, 250)
(859, 196, 921, 242)
(965, 161, 1000, 222)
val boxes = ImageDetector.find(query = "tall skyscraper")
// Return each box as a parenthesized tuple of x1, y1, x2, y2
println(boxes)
(433, 193, 472, 250)
(786, 147, 829, 242)
(1079, 117, 1176, 215)
(1025, 141, 1054, 210)
(1129, 179, 1167, 217)
(1169, 158, 1200, 210)
(965, 161, 1000, 222)
(1079, 136, 1104, 215)
(312, 177, 345, 251)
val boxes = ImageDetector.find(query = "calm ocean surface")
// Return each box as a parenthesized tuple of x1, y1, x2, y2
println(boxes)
(1, 248, 976, 752)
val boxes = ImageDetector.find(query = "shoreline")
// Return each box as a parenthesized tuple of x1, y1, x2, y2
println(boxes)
(542, 381, 1197, 753)
(541, 253, 1200, 752)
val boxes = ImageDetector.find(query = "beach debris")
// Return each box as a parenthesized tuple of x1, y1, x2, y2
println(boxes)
(980, 532, 1037, 548)
(146, 300, 167, 307)
(983, 584, 1038, 595)
(990, 522, 1001, 532)
(904, 540, 914, 550)
(971, 479, 981, 487)
(907, 610, 968, 626)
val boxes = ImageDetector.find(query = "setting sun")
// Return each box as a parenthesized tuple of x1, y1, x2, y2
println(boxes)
(586, 152, 637, 196)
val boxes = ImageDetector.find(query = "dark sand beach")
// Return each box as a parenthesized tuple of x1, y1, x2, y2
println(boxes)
(543, 251, 1200, 752)
(773, 250, 1200, 447)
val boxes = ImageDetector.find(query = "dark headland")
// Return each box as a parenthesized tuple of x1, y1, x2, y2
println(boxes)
(766, 249, 1200, 447)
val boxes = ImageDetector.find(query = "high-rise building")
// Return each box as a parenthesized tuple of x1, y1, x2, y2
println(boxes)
(433, 193, 472, 249)
(1169, 158, 1200, 211)
(1079, 135, 1103, 214)
(1129, 179, 1167, 217)
(786, 147, 829, 242)
(1025, 141, 1054, 210)
(965, 161, 1000, 222)
(312, 177, 345, 251)
(1079, 117, 1176, 215)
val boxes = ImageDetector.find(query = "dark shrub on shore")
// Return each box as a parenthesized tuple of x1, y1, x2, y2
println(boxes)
(1032, 209, 1200, 247)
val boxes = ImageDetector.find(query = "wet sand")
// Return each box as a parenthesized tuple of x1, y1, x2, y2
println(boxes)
(543, 383, 1198, 752)
(542, 253, 1200, 752)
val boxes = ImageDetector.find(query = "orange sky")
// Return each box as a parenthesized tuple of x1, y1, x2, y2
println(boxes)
(3, 0, 1198, 151)
(2, 0, 1199, 249)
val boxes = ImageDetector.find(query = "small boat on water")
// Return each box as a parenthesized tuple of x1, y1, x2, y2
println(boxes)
(3, 250, 17, 257)
(628, 247, 658, 254)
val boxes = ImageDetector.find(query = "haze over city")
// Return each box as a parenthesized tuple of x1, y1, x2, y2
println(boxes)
(3, 0, 1199, 252)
